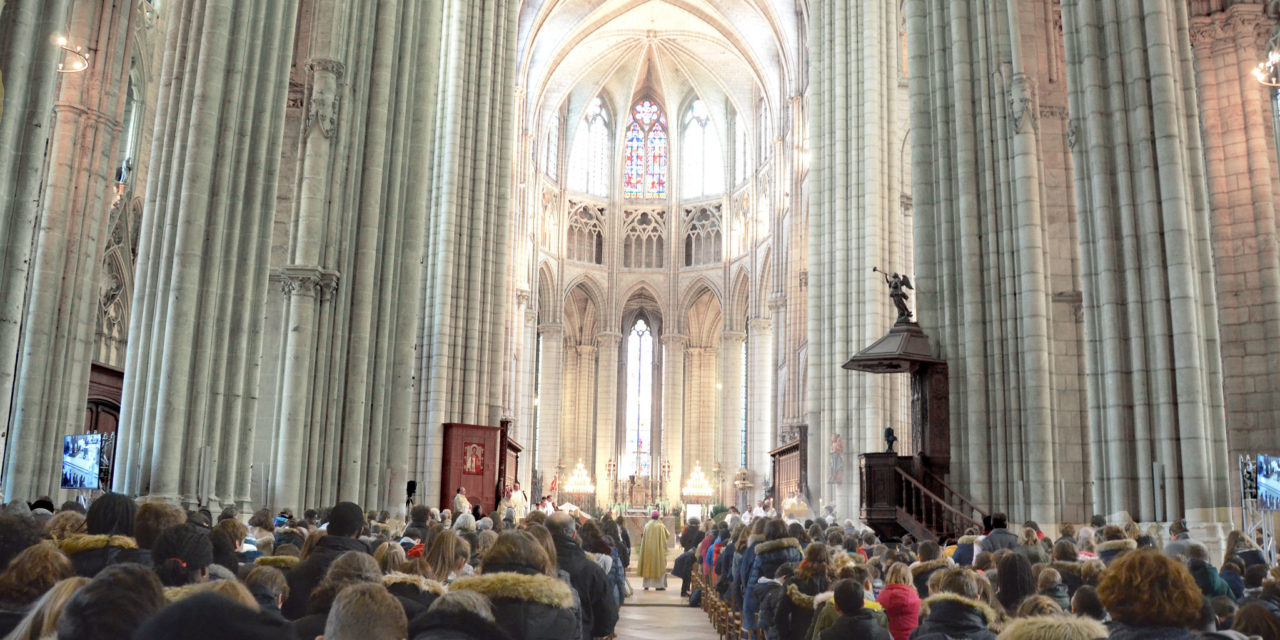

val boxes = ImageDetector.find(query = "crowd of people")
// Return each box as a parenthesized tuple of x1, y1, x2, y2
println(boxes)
(676, 511, 1280, 640)
(1, 490, 1279, 640)
(0, 492, 632, 639)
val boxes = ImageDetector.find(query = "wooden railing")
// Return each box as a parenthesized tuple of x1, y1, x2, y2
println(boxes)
(895, 467, 983, 539)
(921, 466, 988, 526)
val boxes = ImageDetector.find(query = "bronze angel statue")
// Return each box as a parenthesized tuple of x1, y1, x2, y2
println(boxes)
(873, 267, 914, 322)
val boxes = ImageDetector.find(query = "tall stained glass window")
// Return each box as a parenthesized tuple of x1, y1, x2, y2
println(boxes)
(568, 97, 610, 196)
(682, 99, 723, 199)
(624, 99, 668, 199)
(622, 317, 655, 477)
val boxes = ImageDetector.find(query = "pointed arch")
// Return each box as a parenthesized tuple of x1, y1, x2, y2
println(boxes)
(563, 273, 610, 328)
(563, 284, 602, 346)
(678, 276, 723, 319)
(536, 262, 558, 324)
(755, 247, 773, 319)
(728, 268, 751, 332)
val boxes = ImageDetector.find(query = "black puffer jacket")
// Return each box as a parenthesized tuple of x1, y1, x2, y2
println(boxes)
(410, 608, 515, 640)
(680, 526, 705, 552)
(282, 534, 371, 619)
(909, 593, 998, 640)
(818, 610, 891, 640)
(775, 570, 830, 640)
(58, 534, 152, 577)
(553, 534, 617, 639)
(449, 564, 581, 640)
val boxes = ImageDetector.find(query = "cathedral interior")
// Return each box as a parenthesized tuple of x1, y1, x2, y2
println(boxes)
(2, 0, 1280, 545)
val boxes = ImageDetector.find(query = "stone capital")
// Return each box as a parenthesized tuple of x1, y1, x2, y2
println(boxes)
(661, 334, 688, 347)
(722, 331, 748, 344)
(748, 316, 772, 332)
(595, 331, 623, 346)
(575, 344, 597, 356)
(272, 265, 340, 299)
(537, 322, 564, 334)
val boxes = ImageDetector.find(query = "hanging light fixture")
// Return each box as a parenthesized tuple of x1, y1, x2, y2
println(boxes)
(563, 459, 595, 494)
(1254, 30, 1280, 87)
(55, 36, 90, 73)
(682, 461, 713, 499)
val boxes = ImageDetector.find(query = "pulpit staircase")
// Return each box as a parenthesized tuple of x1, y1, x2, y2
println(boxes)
(861, 453, 987, 542)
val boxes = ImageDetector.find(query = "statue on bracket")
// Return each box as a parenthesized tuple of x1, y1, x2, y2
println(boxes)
(873, 267, 914, 323)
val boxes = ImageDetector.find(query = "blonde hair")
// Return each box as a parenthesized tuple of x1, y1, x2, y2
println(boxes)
(885, 562, 912, 585)
(202, 580, 259, 609)
(1020, 527, 1040, 546)
(324, 583, 407, 640)
(4, 576, 90, 640)
(44, 511, 86, 542)
(374, 541, 407, 575)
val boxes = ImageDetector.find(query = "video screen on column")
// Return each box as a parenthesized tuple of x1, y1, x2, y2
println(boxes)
(61, 434, 101, 490)
(1258, 454, 1280, 511)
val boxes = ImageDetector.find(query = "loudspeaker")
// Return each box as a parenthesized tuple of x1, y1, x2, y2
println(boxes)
(406, 480, 417, 497)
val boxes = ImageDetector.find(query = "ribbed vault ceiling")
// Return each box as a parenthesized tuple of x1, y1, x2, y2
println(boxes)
(517, 0, 800, 128)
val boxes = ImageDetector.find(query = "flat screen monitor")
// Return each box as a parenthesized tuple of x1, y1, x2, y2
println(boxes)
(1258, 454, 1280, 511)
(61, 434, 101, 490)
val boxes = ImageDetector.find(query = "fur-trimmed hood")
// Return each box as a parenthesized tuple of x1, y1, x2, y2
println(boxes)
(996, 614, 1107, 640)
(1097, 538, 1138, 554)
(957, 535, 979, 545)
(448, 571, 575, 609)
(754, 537, 802, 555)
(383, 571, 446, 596)
(911, 557, 951, 577)
(58, 533, 138, 554)
(786, 581, 816, 609)
(919, 592, 999, 628)
(253, 555, 299, 570)
(162, 583, 208, 603)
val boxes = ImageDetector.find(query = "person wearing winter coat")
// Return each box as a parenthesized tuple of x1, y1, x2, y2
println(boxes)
(996, 614, 1108, 640)
(1095, 526, 1138, 566)
(807, 564, 889, 640)
(680, 518, 705, 552)
(1096, 549, 1205, 640)
(1013, 528, 1050, 566)
(817, 580, 891, 640)
(59, 493, 152, 577)
(952, 533, 980, 567)
(1187, 545, 1232, 599)
(743, 520, 803, 632)
(408, 590, 515, 640)
(775, 543, 833, 640)
(910, 542, 951, 600)
(448, 530, 581, 640)
(1218, 559, 1246, 600)
(282, 502, 371, 619)
(755, 563, 797, 640)
(292, 551, 425, 640)
(1036, 568, 1071, 611)
(548, 513, 617, 640)
(980, 513, 1019, 554)
(734, 519, 770, 603)
(910, 567, 999, 640)
(877, 563, 921, 640)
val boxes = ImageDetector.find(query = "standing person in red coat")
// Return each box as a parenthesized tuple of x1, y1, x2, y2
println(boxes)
(876, 562, 921, 640)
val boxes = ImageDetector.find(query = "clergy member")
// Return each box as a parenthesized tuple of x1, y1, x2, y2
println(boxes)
(639, 510, 670, 590)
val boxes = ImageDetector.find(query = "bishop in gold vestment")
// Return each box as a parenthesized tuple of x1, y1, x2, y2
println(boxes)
(638, 511, 670, 590)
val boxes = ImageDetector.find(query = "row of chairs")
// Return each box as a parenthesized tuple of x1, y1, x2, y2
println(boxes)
(691, 568, 757, 640)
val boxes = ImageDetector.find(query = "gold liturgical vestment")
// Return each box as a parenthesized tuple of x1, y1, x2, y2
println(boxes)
(638, 517, 670, 589)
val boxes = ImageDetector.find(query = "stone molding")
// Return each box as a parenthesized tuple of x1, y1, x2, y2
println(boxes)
(271, 265, 340, 299)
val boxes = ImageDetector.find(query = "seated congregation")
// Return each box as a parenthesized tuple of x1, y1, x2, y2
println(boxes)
(0, 495, 625, 640)
(678, 512, 1280, 640)
(0, 495, 1279, 640)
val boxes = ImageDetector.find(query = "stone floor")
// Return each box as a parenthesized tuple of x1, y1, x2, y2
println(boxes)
(615, 571, 717, 640)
